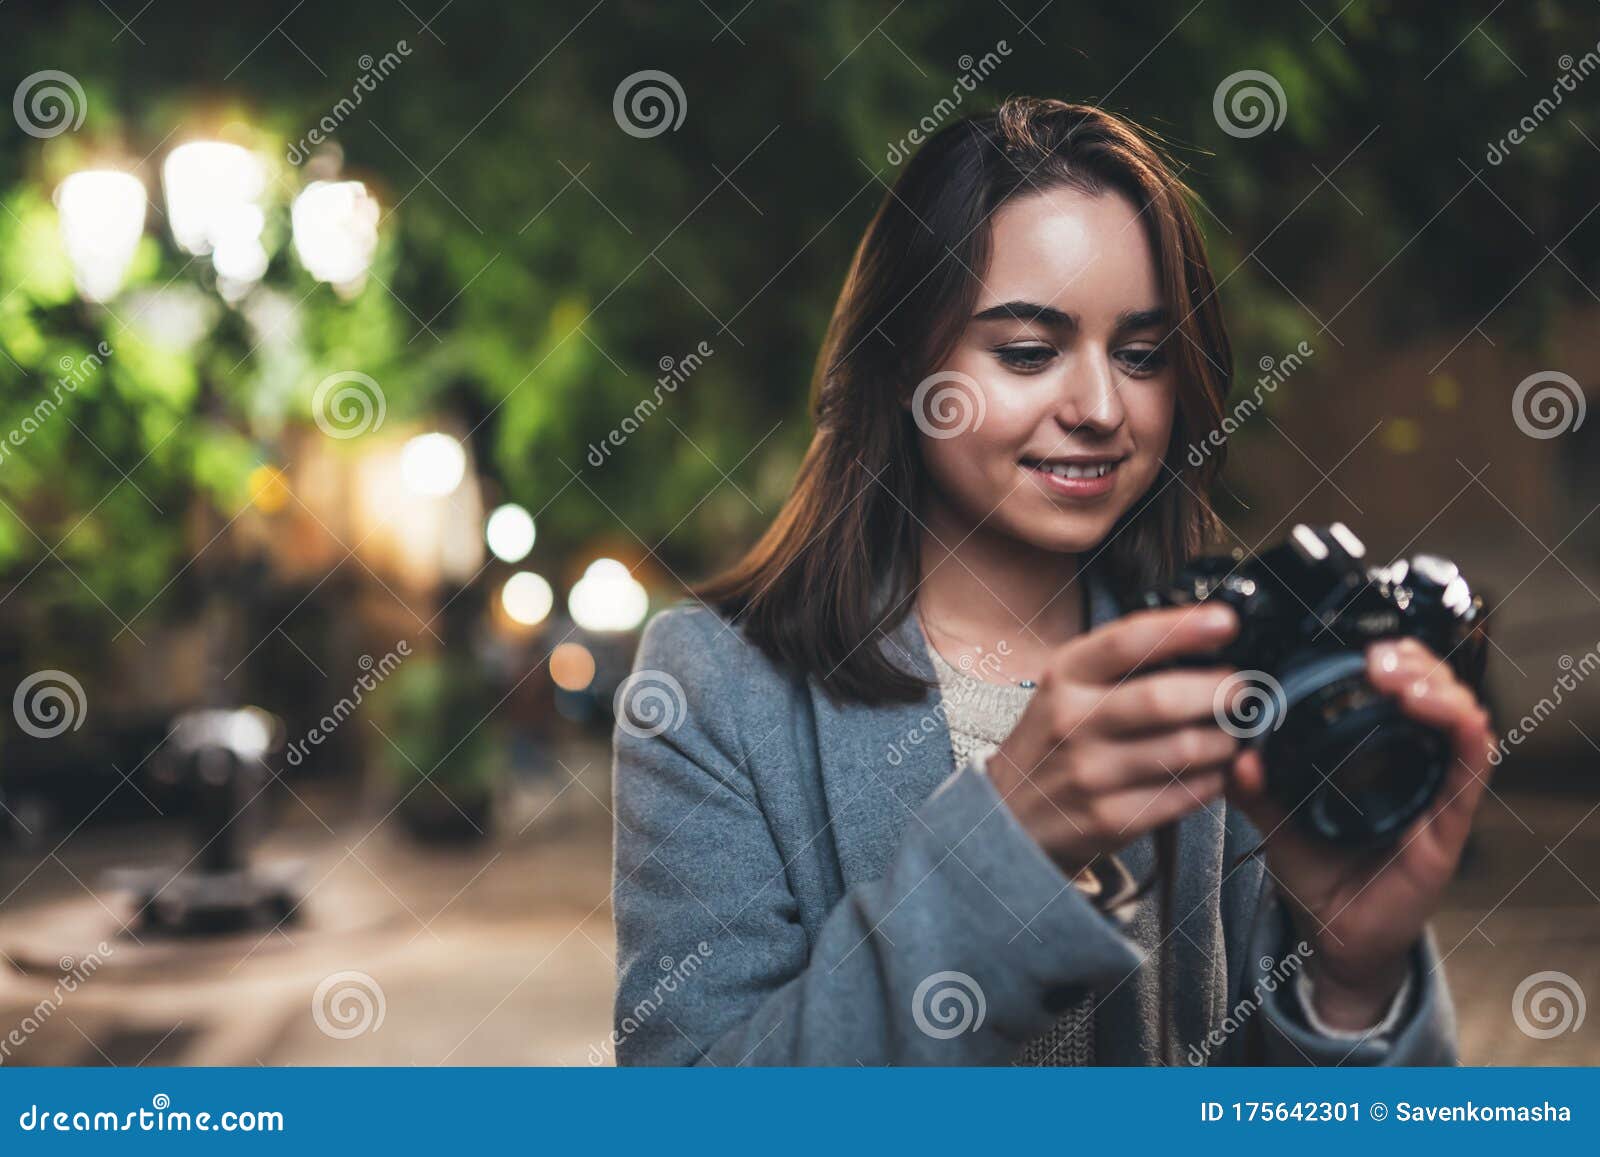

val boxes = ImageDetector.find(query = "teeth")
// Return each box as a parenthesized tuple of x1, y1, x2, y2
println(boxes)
(1037, 462, 1112, 479)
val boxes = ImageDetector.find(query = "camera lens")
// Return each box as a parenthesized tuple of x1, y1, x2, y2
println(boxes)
(1261, 653, 1449, 844)
(1294, 710, 1447, 844)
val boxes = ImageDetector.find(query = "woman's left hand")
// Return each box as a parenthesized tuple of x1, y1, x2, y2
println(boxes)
(1226, 636, 1497, 1031)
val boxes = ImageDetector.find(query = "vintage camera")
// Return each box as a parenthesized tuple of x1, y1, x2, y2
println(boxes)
(1137, 523, 1488, 845)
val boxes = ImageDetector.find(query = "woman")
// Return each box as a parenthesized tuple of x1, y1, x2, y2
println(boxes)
(610, 98, 1493, 1065)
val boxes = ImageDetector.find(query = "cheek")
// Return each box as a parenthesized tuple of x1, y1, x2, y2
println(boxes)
(1126, 380, 1178, 471)
(915, 394, 1035, 505)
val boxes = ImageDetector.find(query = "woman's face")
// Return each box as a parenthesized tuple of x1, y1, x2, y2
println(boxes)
(913, 186, 1177, 555)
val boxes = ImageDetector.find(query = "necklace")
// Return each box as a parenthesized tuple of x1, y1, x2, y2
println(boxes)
(915, 607, 1039, 690)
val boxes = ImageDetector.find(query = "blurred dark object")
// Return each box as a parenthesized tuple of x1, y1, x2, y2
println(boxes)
(104, 707, 301, 935)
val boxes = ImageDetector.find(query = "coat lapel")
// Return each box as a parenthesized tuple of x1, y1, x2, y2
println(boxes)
(808, 565, 1127, 886)
(808, 602, 952, 885)
(802, 563, 1227, 1060)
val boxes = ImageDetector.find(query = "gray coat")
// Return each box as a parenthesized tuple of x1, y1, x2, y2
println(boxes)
(610, 573, 1458, 1066)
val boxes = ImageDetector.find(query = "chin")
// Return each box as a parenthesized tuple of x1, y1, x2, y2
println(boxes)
(996, 505, 1122, 556)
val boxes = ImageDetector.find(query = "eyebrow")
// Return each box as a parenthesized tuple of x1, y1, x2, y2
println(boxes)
(970, 301, 1169, 331)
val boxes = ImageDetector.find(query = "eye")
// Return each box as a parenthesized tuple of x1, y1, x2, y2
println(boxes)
(1116, 345, 1169, 376)
(993, 343, 1055, 372)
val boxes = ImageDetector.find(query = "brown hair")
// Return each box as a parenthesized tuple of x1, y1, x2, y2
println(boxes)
(697, 97, 1233, 706)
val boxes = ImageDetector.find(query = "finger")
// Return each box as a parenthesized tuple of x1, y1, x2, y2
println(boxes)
(1229, 745, 1267, 801)
(1224, 747, 1291, 836)
(1409, 706, 1495, 855)
(1367, 641, 1494, 856)
(1367, 637, 1457, 689)
(1093, 770, 1228, 841)
(1075, 726, 1239, 790)
(1090, 668, 1241, 736)
(1068, 603, 1238, 684)
(1367, 641, 1489, 749)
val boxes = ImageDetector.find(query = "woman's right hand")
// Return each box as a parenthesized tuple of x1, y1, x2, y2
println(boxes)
(988, 603, 1243, 876)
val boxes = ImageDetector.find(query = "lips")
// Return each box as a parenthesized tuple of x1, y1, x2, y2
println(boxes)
(1020, 455, 1124, 498)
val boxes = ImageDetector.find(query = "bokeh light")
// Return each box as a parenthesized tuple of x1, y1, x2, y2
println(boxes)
(549, 642, 596, 691)
(485, 503, 536, 563)
(161, 141, 268, 295)
(500, 571, 553, 626)
(567, 558, 648, 632)
(400, 433, 466, 498)
(292, 180, 379, 288)
(54, 170, 147, 302)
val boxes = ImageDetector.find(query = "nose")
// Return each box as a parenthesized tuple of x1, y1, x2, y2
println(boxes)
(1053, 349, 1126, 434)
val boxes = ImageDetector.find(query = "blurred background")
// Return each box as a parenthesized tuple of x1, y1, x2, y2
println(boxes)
(0, 0, 1597, 1065)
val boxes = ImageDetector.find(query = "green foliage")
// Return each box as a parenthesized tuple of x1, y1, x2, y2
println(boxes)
(0, 0, 1594, 674)
(367, 651, 504, 793)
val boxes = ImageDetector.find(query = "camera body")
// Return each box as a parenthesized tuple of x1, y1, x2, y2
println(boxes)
(1137, 523, 1487, 845)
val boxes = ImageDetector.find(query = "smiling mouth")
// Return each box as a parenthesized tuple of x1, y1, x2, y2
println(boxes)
(1019, 455, 1125, 497)
(1020, 458, 1118, 479)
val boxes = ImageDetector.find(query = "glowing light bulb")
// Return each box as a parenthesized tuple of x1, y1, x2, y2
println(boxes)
(292, 180, 379, 288)
(162, 141, 269, 295)
(55, 170, 147, 302)
(162, 141, 266, 252)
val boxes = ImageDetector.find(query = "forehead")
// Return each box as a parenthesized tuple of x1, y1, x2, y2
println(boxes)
(974, 186, 1159, 313)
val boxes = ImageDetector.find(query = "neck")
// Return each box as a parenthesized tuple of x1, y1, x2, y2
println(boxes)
(914, 494, 1085, 661)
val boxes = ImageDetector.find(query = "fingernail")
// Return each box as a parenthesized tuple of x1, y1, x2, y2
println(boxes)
(1198, 604, 1235, 631)
(1410, 679, 1429, 698)
(1373, 642, 1400, 673)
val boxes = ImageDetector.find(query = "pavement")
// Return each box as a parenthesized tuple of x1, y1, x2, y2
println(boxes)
(1, 737, 1596, 1066)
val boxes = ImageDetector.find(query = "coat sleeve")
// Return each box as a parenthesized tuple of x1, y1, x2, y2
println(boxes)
(610, 606, 1147, 1065)
(1216, 813, 1459, 1067)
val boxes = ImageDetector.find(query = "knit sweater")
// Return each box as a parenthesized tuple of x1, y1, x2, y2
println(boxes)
(924, 640, 1096, 1065)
